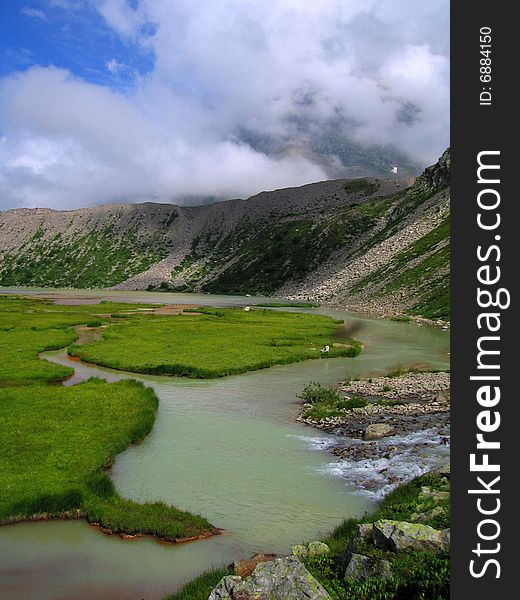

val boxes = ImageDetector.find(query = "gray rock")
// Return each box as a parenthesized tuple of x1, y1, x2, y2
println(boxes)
(419, 489, 449, 502)
(373, 519, 450, 553)
(436, 463, 451, 479)
(344, 553, 393, 581)
(410, 506, 447, 524)
(364, 423, 396, 440)
(347, 523, 374, 553)
(208, 576, 244, 599)
(208, 557, 331, 599)
(291, 544, 308, 559)
(307, 541, 331, 558)
(292, 541, 330, 560)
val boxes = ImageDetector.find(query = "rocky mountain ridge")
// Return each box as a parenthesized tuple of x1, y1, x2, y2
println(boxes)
(0, 150, 450, 320)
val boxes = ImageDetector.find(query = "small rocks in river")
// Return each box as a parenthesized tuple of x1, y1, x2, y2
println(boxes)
(344, 553, 393, 581)
(209, 557, 332, 599)
(373, 519, 450, 554)
(364, 423, 396, 440)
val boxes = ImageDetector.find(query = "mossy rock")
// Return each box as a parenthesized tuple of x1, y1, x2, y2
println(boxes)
(373, 519, 450, 554)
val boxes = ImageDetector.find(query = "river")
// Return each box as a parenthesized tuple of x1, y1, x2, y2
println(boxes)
(0, 288, 449, 599)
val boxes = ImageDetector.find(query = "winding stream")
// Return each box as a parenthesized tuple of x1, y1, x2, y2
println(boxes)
(0, 289, 449, 600)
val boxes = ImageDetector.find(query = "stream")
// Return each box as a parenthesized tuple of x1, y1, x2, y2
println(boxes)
(0, 289, 449, 600)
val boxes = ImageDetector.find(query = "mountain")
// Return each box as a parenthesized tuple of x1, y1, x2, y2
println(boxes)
(0, 150, 450, 320)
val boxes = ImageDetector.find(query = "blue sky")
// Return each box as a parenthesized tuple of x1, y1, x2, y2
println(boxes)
(0, 1, 449, 210)
(1, 2, 154, 88)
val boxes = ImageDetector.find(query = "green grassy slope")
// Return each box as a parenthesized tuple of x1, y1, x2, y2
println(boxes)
(0, 224, 171, 288)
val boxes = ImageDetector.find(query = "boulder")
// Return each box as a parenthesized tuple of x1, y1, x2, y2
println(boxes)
(208, 576, 243, 600)
(373, 519, 450, 553)
(307, 541, 331, 558)
(410, 506, 447, 524)
(232, 554, 277, 578)
(292, 541, 330, 560)
(208, 557, 332, 599)
(344, 553, 393, 581)
(346, 523, 373, 553)
(419, 488, 449, 502)
(364, 423, 395, 440)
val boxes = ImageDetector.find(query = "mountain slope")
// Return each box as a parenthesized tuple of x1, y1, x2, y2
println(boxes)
(0, 150, 450, 320)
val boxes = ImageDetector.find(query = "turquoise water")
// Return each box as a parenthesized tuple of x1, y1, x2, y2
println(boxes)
(0, 290, 449, 599)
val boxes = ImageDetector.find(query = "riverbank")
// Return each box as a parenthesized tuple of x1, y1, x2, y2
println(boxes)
(1, 291, 449, 599)
(0, 377, 215, 542)
(1, 294, 363, 544)
(168, 468, 450, 600)
(297, 371, 450, 497)
(166, 370, 451, 599)
(0, 295, 216, 541)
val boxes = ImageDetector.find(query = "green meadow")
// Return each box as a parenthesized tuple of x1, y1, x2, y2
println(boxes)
(70, 306, 361, 378)
(0, 295, 212, 538)
(0, 378, 211, 539)
(0, 294, 360, 539)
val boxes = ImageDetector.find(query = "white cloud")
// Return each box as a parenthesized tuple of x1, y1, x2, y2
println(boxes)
(20, 6, 48, 21)
(105, 58, 124, 74)
(1, 1, 449, 210)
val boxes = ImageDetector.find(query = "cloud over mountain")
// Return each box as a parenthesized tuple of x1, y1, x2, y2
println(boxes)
(0, 0, 449, 209)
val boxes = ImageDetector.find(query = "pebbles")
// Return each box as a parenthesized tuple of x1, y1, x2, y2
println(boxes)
(341, 371, 450, 403)
(299, 371, 451, 497)
(298, 372, 450, 437)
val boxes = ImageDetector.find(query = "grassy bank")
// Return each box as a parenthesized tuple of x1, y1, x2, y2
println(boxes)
(0, 378, 212, 539)
(0, 295, 213, 539)
(166, 473, 450, 600)
(0, 295, 158, 387)
(303, 472, 450, 599)
(69, 306, 362, 378)
(298, 382, 369, 420)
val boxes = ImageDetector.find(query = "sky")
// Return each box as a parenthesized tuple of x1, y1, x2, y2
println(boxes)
(0, 1, 449, 210)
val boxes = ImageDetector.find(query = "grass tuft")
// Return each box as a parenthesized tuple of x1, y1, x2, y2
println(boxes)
(299, 382, 368, 420)
(164, 567, 232, 600)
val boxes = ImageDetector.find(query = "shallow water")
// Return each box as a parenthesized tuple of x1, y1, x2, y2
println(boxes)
(0, 289, 449, 599)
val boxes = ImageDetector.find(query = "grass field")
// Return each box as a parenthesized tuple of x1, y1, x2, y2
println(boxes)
(69, 306, 362, 378)
(0, 295, 213, 538)
(0, 295, 158, 386)
(0, 378, 212, 539)
(1, 294, 360, 540)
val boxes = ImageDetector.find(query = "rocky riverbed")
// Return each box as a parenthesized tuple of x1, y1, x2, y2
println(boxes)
(297, 372, 450, 498)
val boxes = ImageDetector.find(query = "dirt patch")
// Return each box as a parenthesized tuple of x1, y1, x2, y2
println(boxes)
(36, 294, 104, 305)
